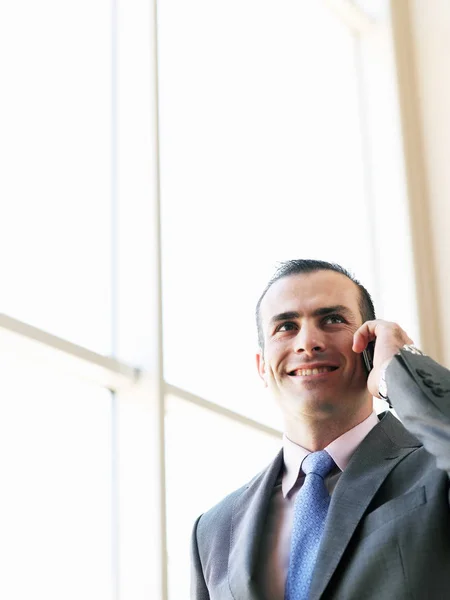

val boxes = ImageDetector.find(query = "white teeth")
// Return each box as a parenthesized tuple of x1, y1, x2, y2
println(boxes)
(293, 366, 335, 376)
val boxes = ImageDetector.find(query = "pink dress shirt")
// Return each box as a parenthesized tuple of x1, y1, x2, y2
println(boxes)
(255, 411, 379, 600)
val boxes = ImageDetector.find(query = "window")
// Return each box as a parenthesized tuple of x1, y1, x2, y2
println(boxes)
(0, 0, 112, 354)
(0, 1, 418, 598)
(165, 395, 281, 600)
(158, 0, 419, 428)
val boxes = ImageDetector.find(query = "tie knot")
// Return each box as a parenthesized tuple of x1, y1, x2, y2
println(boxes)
(302, 450, 335, 478)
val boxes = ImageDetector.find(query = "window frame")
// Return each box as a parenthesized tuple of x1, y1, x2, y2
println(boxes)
(0, 0, 431, 598)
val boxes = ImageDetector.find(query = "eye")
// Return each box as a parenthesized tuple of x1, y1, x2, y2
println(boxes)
(323, 314, 345, 325)
(276, 321, 297, 333)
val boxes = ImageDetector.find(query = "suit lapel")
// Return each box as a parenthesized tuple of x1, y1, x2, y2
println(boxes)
(227, 413, 421, 600)
(228, 450, 283, 600)
(309, 413, 421, 600)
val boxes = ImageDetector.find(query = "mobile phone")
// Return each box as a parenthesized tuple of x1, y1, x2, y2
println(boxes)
(362, 340, 375, 374)
(362, 340, 392, 407)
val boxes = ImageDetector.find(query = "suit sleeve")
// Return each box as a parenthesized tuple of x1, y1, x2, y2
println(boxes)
(386, 349, 450, 477)
(190, 515, 210, 600)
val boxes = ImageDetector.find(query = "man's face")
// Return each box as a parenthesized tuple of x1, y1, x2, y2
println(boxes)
(256, 270, 371, 422)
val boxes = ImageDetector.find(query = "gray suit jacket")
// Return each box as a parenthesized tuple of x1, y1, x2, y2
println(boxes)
(191, 350, 450, 599)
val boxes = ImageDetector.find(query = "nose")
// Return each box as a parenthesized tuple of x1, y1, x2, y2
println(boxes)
(293, 322, 326, 355)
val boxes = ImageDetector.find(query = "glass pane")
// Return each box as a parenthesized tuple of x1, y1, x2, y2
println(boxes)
(0, 0, 112, 354)
(165, 395, 282, 600)
(0, 353, 113, 600)
(159, 1, 375, 424)
(358, 28, 420, 344)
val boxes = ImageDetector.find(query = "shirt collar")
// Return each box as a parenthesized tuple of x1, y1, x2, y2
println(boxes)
(282, 410, 379, 497)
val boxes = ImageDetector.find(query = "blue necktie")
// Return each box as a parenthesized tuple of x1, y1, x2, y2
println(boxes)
(285, 450, 336, 600)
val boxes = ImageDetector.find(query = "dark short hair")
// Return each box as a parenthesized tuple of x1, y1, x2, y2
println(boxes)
(256, 259, 376, 350)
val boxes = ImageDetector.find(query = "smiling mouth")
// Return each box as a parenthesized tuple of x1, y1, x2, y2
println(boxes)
(288, 366, 339, 377)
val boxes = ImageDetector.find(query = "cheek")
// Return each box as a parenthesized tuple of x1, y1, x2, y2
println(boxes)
(342, 346, 363, 374)
(347, 350, 361, 368)
(266, 362, 279, 380)
(352, 353, 367, 381)
(264, 344, 284, 369)
(264, 358, 284, 387)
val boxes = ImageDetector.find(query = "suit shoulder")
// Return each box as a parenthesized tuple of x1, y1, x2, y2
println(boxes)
(197, 485, 245, 534)
(196, 451, 282, 539)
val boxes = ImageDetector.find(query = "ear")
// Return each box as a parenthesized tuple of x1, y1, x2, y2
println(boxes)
(256, 351, 268, 387)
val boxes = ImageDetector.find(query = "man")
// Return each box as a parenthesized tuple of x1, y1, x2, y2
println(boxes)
(191, 259, 450, 600)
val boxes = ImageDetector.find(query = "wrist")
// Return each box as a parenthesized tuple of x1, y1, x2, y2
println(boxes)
(378, 344, 425, 404)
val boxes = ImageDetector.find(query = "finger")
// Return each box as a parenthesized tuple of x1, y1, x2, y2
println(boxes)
(388, 323, 414, 347)
(352, 321, 377, 353)
(353, 320, 414, 354)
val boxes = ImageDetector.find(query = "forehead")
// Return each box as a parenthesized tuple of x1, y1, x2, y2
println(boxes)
(260, 271, 361, 326)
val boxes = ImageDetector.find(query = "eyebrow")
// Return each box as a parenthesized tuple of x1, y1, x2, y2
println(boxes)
(313, 305, 353, 318)
(269, 305, 353, 326)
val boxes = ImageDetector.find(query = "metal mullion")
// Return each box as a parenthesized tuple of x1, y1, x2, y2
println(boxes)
(111, 0, 120, 596)
(153, 0, 168, 596)
(111, 0, 166, 596)
(323, 0, 377, 33)
(0, 313, 138, 391)
(164, 383, 282, 440)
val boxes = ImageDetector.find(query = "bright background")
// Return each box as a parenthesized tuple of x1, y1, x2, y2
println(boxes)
(0, 0, 448, 598)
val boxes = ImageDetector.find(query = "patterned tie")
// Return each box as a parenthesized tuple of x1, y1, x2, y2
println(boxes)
(285, 450, 336, 600)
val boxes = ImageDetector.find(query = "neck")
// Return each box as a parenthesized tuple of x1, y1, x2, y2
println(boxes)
(283, 404, 373, 451)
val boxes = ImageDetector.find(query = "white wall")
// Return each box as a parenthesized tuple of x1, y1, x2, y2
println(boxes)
(409, 0, 450, 365)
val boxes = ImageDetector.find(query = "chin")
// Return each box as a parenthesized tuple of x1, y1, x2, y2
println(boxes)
(283, 395, 339, 419)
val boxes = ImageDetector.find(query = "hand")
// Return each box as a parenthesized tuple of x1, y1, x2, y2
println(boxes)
(353, 319, 414, 398)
